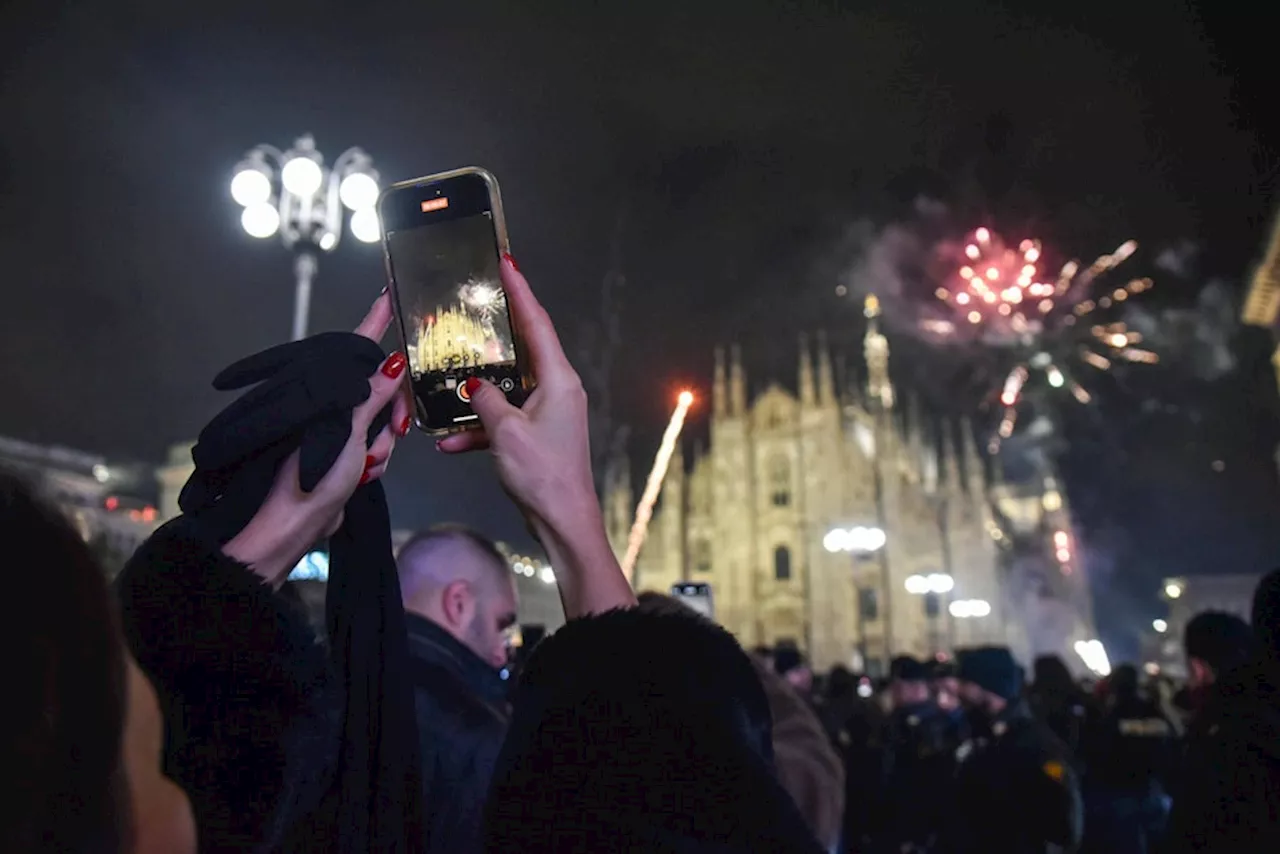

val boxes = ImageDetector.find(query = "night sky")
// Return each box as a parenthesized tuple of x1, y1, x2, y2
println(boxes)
(3, 0, 1278, 657)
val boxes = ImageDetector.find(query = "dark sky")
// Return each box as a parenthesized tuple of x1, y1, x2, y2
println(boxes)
(3, 0, 1277, 654)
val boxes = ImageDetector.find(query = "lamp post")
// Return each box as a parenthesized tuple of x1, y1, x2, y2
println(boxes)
(230, 134, 382, 341)
(824, 525, 887, 673)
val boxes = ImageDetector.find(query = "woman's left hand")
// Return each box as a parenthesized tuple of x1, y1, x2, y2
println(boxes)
(223, 292, 413, 586)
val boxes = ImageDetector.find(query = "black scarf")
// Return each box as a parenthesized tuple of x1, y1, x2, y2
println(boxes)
(182, 331, 423, 853)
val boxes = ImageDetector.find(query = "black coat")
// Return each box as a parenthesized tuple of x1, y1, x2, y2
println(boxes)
(1164, 661, 1280, 853)
(116, 519, 341, 853)
(483, 607, 824, 853)
(406, 614, 510, 854)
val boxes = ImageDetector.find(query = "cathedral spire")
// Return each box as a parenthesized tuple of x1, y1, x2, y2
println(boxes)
(816, 329, 835, 406)
(907, 391, 926, 480)
(799, 334, 816, 405)
(713, 346, 727, 418)
(863, 295, 895, 412)
(730, 344, 746, 415)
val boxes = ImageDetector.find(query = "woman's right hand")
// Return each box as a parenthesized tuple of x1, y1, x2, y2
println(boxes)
(438, 255, 635, 616)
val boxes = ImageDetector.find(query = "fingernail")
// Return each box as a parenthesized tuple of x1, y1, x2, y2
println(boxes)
(465, 376, 482, 395)
(398, 415, 412, 436)
(502, 252, 519, 273)
(359, 470, 371, 485)
(365, 455, 377, 469)
(381, 351, 407, 379)
(435, 440, 445, 453)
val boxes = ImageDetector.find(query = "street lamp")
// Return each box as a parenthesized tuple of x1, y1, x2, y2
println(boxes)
(230, 134, 381, 341)
(906, 572, 954, 657)
(1152, 618, 1168, 633)
(949, 599, 992, 618)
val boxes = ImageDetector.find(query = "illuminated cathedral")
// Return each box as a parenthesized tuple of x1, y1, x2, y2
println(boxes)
(412, 304, 492, 375)
(603, 297, 1097, 674)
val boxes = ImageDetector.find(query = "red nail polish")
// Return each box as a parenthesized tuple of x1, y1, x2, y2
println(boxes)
(502, 252, 519, 272)
(399, 415, 412, 436)
(359, 470, 371, 485)
(365, 455, 377, 469)
(381, 352, 407, 379)
(465, 376, 482, 395)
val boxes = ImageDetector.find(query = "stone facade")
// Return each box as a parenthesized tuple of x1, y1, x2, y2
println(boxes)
(604, 303, 1031, 673)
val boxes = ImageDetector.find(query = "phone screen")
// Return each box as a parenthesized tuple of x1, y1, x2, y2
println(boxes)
(381, 171, 526, 432)
(672, 583, 715, 620)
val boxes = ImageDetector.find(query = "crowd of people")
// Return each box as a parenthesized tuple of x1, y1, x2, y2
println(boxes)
(4, 254, 1280, 852)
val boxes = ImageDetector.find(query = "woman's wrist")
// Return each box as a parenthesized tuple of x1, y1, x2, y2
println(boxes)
(222, 503, 315, 589)
(530, 495, 636, 618)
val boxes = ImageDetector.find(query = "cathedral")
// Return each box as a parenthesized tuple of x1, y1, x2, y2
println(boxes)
(604, 297, 1056, 674)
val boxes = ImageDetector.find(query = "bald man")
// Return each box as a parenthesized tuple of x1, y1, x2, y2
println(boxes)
(397, 525, 518, 854)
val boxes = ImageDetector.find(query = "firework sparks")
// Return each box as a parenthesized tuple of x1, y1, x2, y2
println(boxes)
(934, 229, 1158, 447)
(621, 390, 695, 585)
(458, 276, 504, 320)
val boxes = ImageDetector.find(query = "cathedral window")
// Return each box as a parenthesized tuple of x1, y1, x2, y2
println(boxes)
(768, 455, 791, 507)
(773, 545, 792, 581)
(693, 539, 712, 574)
(923, 592, 941, 618)
(858, 587, 879, 621)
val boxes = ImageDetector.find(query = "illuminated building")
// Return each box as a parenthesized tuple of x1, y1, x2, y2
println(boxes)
(1243, 210, 1280, 394)
(602, 299, 1093, 673)
(0, 433, 160, 575)
(412, 304, 493, 375)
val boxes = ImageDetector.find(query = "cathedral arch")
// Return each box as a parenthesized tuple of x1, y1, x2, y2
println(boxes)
(768, 454, 791, 507)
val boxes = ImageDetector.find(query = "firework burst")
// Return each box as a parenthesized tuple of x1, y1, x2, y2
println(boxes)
(933, 228, 1158, 447)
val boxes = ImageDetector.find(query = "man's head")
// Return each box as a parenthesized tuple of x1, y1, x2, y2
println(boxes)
(889, 655, 930, 708)
(955, 646, 1022, 716)
(1252, 569, 1280, 666)
(1183, 611, 1253, 690)
(773, 645, 812, 694)
(397, 525, 518, 669)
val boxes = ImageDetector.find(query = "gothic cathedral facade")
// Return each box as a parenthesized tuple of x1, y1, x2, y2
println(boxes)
(604, 299, 1033, 673)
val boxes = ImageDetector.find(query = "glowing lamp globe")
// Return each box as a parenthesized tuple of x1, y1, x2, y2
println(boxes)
(350, 207, 381, 243)
(241, 203, 280, 239)
(281, 156, 324, 197)
(339, 172, 379, 211)
(230, 168, 272, 207)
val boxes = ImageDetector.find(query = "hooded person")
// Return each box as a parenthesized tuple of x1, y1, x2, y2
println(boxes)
(1164, 569, 1280, 853)
(483, 603, 826, 853)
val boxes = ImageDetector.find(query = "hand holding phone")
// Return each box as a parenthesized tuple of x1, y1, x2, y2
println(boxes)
(378, 168, 532, 435)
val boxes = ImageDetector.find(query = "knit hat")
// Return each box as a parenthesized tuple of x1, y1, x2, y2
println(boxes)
(956, 646, 1022, 701)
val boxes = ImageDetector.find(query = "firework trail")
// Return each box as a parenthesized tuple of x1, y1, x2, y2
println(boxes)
(932, 227, 1158, 446)
(621, 390, 695, 586)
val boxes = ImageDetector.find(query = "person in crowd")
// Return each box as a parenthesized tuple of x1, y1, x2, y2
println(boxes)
(2, 469, 197, 854)
(1179, 610, 1254, 741)
(940, 646, 1083, 854)
(639, 594, 844, 851)
(1028, 654, 1094, 756)
(869, 656, 961, 853)
(396, 525, 518, 854)
(775, 644, 816, 697)
(1164, 571, 1280, 852)
(1079, 663, 1176, 853)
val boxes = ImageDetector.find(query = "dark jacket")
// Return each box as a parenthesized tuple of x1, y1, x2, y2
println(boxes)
(116, 519, 341, 853)
(483, 607, 824, 853)
(406, 614, 510, 854)
(942, 700, 1083, 854)
(1164, 660, 1280, 853)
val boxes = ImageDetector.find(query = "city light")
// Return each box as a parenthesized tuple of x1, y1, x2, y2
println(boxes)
(1153, 618, 1168, 633)
(281, 156, 324, 196)
(905, 573, 954, 594)
(949, 599, 991, 618)
(823, 525, 887, 554)
(1074, 638, 1112, 676)
(350, 208, 381, 243)
(241, 203, 281, 239)
(1165, 582, 1183, 599)
(338, 171, 380, 210)
(230, 167, 272, 207)
(539, 566, 556, 585)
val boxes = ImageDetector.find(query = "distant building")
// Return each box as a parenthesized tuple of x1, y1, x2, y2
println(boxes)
(1144, 573, 1261, 678)
(605, 297, 1097, 674)
(0, 433, 160, 574)
(1243, 210, 1280, 394)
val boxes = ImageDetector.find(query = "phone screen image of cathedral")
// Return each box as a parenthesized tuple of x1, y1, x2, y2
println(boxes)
(388, 213, 515, 380)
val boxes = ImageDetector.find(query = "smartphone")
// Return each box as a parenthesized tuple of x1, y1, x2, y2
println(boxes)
(378, 167, 531, 435)
(672, 582, 714, 620)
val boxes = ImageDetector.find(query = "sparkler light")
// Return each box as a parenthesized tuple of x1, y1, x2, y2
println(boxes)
(621, 390, 696, 585)
(933, 228, 1158, 448)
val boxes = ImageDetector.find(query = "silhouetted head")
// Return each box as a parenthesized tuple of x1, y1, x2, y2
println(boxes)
(1184, 610, 1254, 689)
(1032, 655, 1077, 694)
(1252, 569, 1280, 665)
